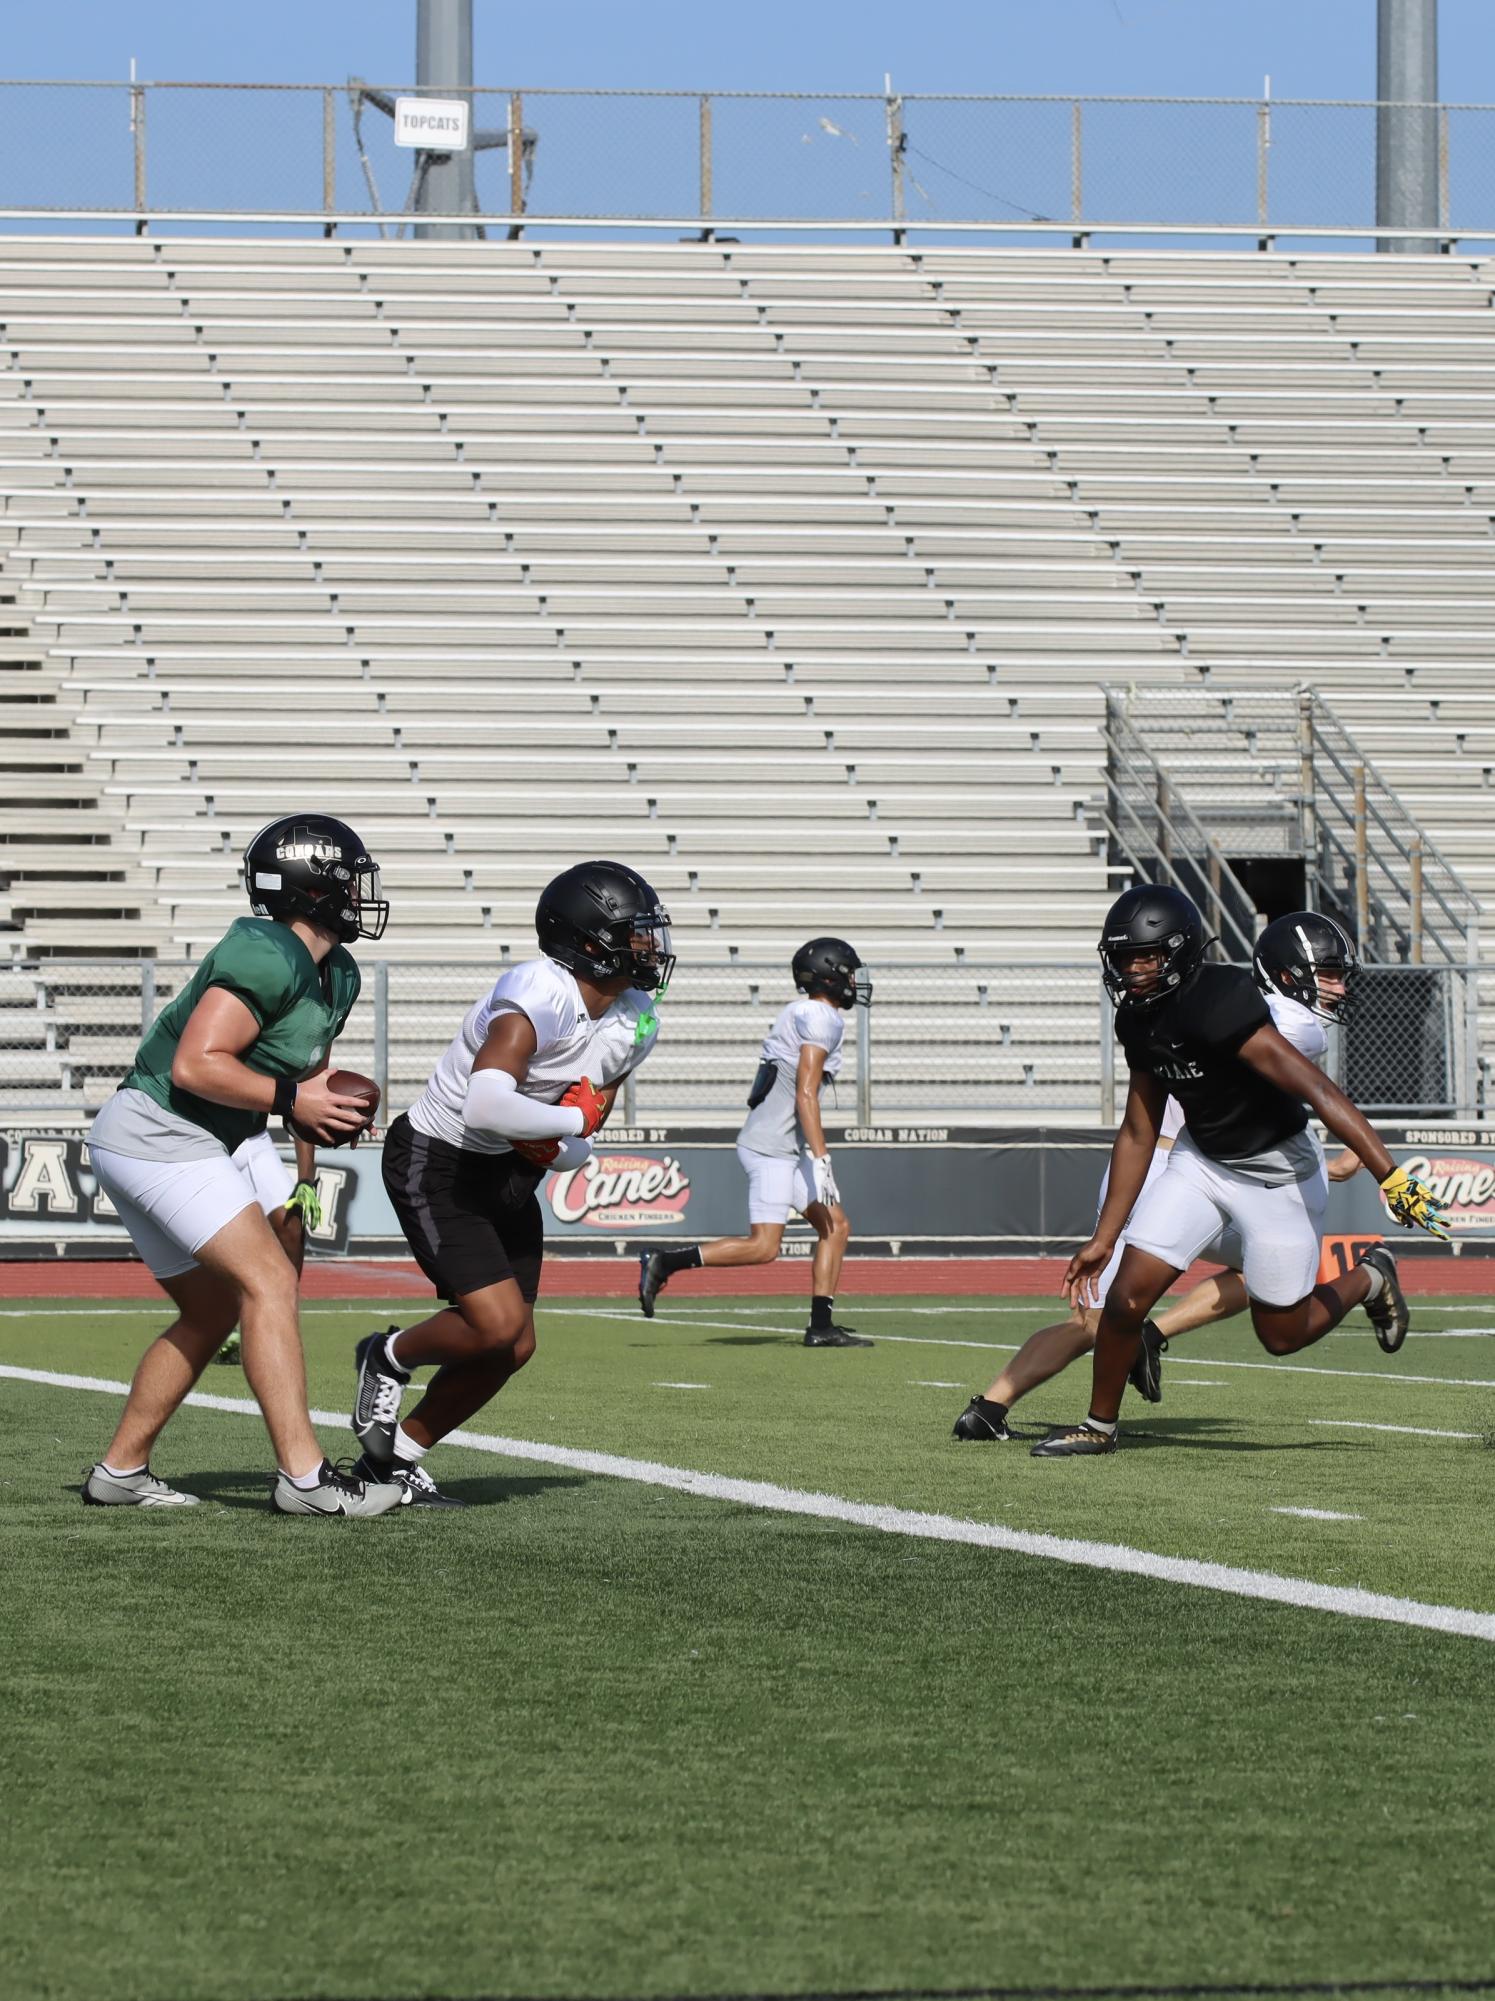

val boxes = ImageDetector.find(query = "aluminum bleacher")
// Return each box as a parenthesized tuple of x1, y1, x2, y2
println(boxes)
(0, 238, 1490, 1117)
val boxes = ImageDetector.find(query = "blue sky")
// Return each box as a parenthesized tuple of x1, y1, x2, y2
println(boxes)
(7, 0, 1494, 102)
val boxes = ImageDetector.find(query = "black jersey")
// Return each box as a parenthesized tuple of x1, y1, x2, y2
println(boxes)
(1115, 962, 1309, 1161)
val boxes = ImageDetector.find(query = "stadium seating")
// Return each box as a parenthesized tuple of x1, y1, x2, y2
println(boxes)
(0, 238, 1490, 1117)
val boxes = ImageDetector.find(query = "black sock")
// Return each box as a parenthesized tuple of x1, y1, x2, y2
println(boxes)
(810, 1294, 834, 1330)
(973, 1395, 1009, 1421)
(659, 1244, 703, 1277)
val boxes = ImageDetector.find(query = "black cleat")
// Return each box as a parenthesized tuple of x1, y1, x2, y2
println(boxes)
(803, 1322, 873, 1348)
(1127, 1320, 1168, 1404)
(1361, 1244, 1410, 1354)
(356, 1453, 466, 1509)
(637, 1250, 668, 1319)
(352, 1326, 410, 1469)
(1031, 1421, 1118, 1459)
(952, 1396, 1011, 1442)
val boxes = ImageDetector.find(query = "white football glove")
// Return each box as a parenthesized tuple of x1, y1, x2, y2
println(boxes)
(811, 1153, 841, 1207)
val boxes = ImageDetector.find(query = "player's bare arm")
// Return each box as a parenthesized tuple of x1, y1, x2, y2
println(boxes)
(796, 1042, 831, 1158)
(172, 988, 366, 1142)
(472, 1008, 540, 1085)
(1234, 1023, 1395, 1180)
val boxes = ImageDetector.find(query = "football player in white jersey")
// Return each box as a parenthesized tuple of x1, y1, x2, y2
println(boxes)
(349, 861, 670, 1504)
(952, 911, 1395, 1443)
(636, 937, 872, 1348)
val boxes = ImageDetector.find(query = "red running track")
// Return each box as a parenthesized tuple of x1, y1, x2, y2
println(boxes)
(0, 1254, 1490, 1299)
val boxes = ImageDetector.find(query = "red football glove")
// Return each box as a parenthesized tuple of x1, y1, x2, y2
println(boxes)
(560, 1076, 607, 1137)
(511, 1137, 561, 1168)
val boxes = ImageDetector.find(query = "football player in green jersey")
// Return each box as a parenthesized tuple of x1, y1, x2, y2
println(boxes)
(82, 814, 402, 1518)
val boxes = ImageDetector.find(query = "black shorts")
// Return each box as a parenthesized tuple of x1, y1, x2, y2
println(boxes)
(382, 1112, 544, 1304)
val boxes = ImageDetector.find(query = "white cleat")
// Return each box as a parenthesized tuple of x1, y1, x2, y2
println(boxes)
(82, 1463, 200, 1508)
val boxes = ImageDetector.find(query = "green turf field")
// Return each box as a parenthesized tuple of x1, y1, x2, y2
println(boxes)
(5, 1291, 1494, 2001)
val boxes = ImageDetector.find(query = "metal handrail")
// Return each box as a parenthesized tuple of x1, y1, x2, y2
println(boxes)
(1301, 694, 1479, 943)
(1101, 699, 1259, 960)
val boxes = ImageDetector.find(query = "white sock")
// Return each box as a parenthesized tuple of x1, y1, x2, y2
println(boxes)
(102, 1461, 146, 1478)
(392, 1426, 427, 1466)
(1361, 1262, 1386, 1301)
(284, 1462, 326, 1491)
(1085, 1414, 1119, 1437)
(382, 1330, 409, 1376)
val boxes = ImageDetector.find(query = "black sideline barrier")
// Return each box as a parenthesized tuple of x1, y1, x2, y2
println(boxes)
(2, 1124, 1493, 1262)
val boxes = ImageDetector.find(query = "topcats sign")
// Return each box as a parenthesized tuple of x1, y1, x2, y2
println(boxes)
(547, 1151, 691, 1229)
(1393, 1153, 1495, 1232)
(393, 96, 472, 151)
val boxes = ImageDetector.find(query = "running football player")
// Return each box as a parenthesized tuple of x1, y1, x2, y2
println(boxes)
(635, 936, 871, 1348)
(951, 908, 1389, 1442)
(82, 814, 400, 1516)
(350, 860, 670, 1505)
(1032, 885, 1448, 1458)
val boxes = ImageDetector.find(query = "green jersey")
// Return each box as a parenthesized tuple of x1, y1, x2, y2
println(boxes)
(120, 917, 360, 1154)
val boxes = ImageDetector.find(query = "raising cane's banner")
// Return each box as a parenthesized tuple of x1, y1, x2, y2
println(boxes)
(546, 1150, 693, 1230)
(1388, 1151, 1495, 1233)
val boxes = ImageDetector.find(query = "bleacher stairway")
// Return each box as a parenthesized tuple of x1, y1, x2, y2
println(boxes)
(0, 239, 1490, 1116)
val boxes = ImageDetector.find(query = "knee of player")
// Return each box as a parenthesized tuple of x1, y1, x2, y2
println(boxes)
(828, 1208, 851, 1244)
(1101, 1286, 1149, 1329)
(237, 1255, 299, 1315)
(1249, 1305, 1300, 1354)
(462, 1300, 529, 1353)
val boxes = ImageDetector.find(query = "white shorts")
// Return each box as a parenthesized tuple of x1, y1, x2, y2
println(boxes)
(738, 1142, 822, 1226)
(90, 1142, 260, 1283)
(231, 1130, 295, 1218)
(1124, 1132, 1327, 1308)
(1093, 1145, 1242, 1301)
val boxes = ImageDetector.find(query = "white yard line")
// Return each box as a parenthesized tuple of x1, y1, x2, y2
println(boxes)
(1272, 1506, 1365, 1522)
(6, 1360, 1493, 1646)
(1309, 1418, 1482, 1441)
(653, 1381, 711, 1390)
(1165, 1378, 1229, 1387)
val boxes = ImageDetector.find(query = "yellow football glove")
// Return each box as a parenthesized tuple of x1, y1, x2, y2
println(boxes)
(1379, 1165, 1450, 1241)
(285, 1180, 323, 1231)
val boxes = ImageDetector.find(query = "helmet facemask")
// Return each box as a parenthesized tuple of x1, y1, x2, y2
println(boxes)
(1099, 929, 1198, 1008)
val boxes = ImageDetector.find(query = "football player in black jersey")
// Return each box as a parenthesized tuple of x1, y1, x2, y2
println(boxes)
(1033, 885, 1449, 1457)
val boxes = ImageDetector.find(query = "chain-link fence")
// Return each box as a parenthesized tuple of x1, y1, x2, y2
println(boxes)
(1, 82, 1494, 240)
(0, 955, 1478, 1125)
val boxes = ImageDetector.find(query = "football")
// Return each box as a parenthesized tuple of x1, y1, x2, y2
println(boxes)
(291, 1069, 381, 1149)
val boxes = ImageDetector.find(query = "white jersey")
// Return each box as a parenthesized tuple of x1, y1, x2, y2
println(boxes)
(407, 956, 660, 1155)
(737, 997, 845, 1159)
(1266, 988, 1330, 1066)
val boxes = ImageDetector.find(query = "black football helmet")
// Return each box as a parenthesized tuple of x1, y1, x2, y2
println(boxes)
(792, 936, 871, 1008)
(1099, 883, 1205, 1008)
(242, 813, 388, 944)
(536, 860, 675, 992)
(1253, 911, 1358, 1023)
